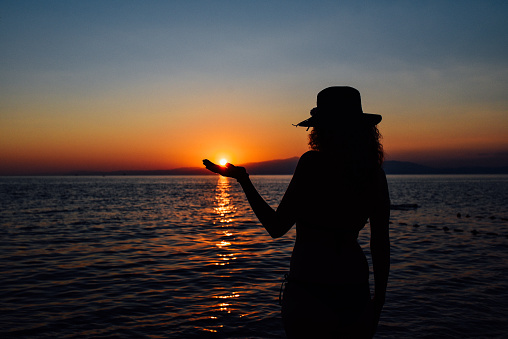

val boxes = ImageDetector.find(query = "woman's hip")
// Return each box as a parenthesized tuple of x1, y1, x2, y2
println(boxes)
(281, 277, 371, 332)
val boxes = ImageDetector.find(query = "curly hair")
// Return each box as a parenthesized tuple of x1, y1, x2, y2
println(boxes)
(308, 124, 384, 169)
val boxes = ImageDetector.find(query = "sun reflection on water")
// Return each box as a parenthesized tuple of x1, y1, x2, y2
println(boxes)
(213, 176, 235, 224)
(202, 175, 243, 334)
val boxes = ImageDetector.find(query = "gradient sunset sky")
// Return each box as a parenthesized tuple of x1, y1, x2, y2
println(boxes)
(1, 1, 507, 175)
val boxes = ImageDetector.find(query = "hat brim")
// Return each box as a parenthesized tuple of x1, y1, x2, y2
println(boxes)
(294, 113, 382, 128)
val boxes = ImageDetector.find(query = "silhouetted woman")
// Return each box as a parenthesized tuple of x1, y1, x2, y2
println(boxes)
(204, 86, 390, 338)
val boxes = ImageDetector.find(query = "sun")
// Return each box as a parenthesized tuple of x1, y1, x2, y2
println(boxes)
(219, 158, 228, 166)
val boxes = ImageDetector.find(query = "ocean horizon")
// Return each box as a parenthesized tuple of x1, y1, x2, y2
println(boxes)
(1, 174, 507, 338)
(2, 157, 508, 176)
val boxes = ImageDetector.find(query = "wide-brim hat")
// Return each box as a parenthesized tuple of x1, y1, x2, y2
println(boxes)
(294, 86, 382, 128)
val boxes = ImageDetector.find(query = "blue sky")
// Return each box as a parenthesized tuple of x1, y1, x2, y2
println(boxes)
(1, 1, 507, 174)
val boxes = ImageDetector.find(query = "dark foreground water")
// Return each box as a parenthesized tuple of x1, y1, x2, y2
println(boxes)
(1, 175, 507, 338)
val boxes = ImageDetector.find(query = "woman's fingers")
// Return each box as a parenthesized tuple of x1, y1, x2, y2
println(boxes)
(203, 159, 220, 173)
(203, 159, 246, 179)
(202, 159, 211, 168)
(203, 159, 229, 176)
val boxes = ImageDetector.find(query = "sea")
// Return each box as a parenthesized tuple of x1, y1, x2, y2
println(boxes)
(1, 175, 507, 338)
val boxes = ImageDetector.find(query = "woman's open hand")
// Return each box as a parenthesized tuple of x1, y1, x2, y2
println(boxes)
(203, 159, 248, 181)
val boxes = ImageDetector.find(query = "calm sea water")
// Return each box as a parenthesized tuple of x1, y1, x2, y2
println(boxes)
(1, 175, 507, 338)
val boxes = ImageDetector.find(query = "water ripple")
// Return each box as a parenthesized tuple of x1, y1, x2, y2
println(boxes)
(1, 175, 507, 337)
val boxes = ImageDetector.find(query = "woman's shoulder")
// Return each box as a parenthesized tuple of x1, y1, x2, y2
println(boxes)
(299, 150, 321, 162)
(297, 151, 327, 168)
(299, 150, 343, 166)
(296, 151, 343, 177)
(292, 151, 319, 176)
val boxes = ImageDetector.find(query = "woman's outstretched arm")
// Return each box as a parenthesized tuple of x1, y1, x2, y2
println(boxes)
(237, 176, 295, 238)
(203, 159, 297, 238)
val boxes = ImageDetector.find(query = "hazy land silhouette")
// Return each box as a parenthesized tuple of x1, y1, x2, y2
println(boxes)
(58, 157, 508, 176)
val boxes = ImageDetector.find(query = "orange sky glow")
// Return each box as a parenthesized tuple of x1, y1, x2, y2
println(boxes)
(1, 2, 507, 175)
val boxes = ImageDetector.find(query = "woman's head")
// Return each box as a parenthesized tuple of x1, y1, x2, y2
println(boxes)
(308, 124, 384, 169)
(295, 86, 384, 169)
(294, 87, 382, 129)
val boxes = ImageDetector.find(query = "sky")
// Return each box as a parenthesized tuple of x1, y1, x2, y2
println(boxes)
(1, 0, 507, 175)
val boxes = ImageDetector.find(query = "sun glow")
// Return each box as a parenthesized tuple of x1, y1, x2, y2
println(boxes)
(219, 158, 228, 166)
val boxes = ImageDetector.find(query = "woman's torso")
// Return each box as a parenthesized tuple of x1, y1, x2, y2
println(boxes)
(288, 151, 376, 284)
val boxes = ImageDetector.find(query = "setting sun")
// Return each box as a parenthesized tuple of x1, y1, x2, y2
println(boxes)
(219, 159, 228, 166)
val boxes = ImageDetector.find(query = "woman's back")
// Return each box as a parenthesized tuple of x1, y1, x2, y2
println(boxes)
(286, 150, 377, 284)
(294, 151, 372, 231)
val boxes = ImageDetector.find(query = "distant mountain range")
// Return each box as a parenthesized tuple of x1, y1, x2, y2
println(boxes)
(68, 157, 508, 176)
